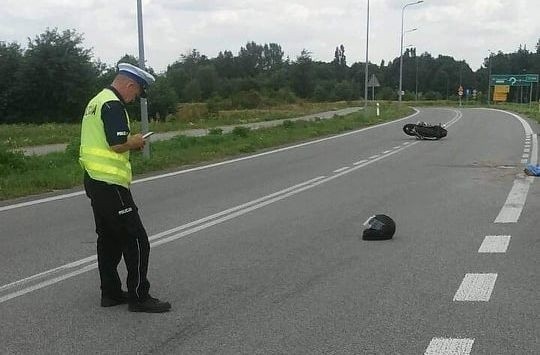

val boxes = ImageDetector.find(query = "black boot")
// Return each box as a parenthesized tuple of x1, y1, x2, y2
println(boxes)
(128, 296, 171, 313)
(101, 291, 129, 307)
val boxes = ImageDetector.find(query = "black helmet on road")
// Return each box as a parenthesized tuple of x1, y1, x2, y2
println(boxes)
(362, 214, 395, 240)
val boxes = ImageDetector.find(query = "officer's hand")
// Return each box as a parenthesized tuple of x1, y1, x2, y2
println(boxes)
(128, 134, 145, 150)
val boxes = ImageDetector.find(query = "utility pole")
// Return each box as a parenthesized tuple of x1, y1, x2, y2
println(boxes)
(364, 0, 370, 109)
(137, 0, 150, 158)
(415, 50, 419, 102)
(487, 51, 492, 106)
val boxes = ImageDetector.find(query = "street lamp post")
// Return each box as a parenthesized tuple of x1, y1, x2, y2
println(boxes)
(415, 49, 419, 102)
(136, 0, 150, 158)
(399, 0, 423, 103)
(364, 0, 370, 108)
(487, 50, 492, 106)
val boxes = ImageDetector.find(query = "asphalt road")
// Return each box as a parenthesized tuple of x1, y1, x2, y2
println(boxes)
(0, 108, 538, 354)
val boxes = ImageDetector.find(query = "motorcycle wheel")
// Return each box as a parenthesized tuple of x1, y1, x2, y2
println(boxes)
(403, 124, 416, 136)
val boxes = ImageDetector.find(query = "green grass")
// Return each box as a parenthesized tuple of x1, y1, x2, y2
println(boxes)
(0, 123, 81, 148)
(0, 102, 412, 201)
(0, 101, 360, 148)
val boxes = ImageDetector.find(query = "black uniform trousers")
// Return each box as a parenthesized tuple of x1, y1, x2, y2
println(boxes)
(84, 172, 151, 301)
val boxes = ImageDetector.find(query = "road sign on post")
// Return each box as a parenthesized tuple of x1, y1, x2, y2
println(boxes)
(367, 74, 380, 87)
(490, 74, 539, 86)
(493, 85, 510, 102)
(367, 74, 380, 101)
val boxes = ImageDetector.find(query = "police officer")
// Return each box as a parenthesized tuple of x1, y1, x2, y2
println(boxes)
(80, 63, 171, 313)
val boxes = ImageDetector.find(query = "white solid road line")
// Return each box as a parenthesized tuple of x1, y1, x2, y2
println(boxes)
(424, 338, 474, 355)
(353, 159, 368, 166)
(453, 273, 498, 302)
(333, 167, 350, 173)
(478, 235, 511, 253)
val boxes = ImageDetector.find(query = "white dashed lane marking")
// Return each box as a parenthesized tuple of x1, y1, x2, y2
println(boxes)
(478, 235, 511, 253)
(453, 273, 498, 301)
(425, 338, 474, 355)
(429, 109, 533, 354)
(494, 177, 533, 223)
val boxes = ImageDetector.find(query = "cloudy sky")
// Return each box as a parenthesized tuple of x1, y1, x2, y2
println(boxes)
(1, 0, 538, 73)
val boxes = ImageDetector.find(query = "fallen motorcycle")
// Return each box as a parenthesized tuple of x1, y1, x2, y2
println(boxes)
(403, 122, 447, 140)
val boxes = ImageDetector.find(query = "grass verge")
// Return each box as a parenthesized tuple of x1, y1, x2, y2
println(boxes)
(0, 101, 360, 148)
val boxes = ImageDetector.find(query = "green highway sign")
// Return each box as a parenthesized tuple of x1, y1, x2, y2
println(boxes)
(490, 74, 539, 86)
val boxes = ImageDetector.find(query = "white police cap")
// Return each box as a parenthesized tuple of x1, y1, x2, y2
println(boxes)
(117, 63, 155, 97)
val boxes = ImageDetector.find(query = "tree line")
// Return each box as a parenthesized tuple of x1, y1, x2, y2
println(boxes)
(1, 28, 539, 124)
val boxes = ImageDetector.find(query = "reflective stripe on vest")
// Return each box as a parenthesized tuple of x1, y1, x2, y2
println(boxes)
(80, 146, 131, 180)
(79, 89, 132, 188)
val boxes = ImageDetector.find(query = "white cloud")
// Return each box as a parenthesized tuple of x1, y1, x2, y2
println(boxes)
(1, 0, 538, 72)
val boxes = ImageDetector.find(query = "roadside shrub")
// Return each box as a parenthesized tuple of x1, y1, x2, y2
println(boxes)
(65, 136, 81, 159)
(0, 144, 27, 176)
(271, 88, 298, 104)
(376, 87, 396, 101)
(424, 91, 443, 100)
(206, 96, 222, 115)
(335, 81, 354, 101)
(232, 126, 250, 137)
(231, 90, 263, 109)
(175, 103, 209, 122)
(282, 120, 294, 128)
(403, 91, 416, 101)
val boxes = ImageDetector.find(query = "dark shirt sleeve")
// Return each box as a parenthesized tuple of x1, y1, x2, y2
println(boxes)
(101, 101, 130, 146)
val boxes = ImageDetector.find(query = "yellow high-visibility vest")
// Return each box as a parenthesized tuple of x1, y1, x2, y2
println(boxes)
(79, 89, 132, 188)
